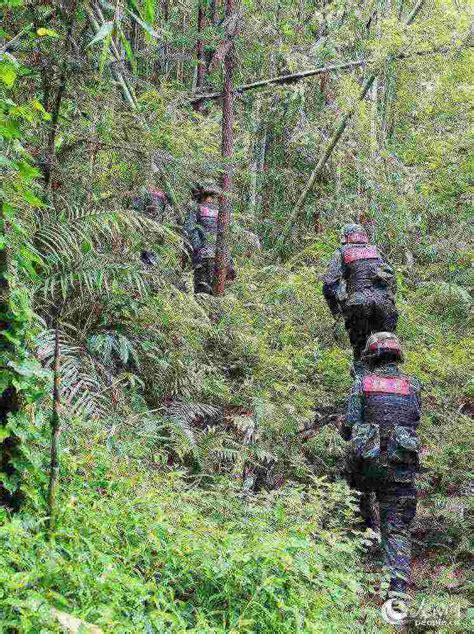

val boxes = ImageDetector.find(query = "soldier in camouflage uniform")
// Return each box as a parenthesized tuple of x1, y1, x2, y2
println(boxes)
(131, 187, 168, 222)
(323, 224, 398, 373)
(131, 187, 169, 267)
(340, 332, 421, 595)
(183, 181, 235, 295)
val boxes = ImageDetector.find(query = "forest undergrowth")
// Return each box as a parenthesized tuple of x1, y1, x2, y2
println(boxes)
(1, 256, 472, 632)
(1, 0, 472, 632)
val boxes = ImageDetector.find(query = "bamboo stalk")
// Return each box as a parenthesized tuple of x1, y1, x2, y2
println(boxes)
(86, 6, 139, 109)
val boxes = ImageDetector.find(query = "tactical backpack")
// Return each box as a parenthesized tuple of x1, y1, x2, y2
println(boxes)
(350, 374, 420, 484)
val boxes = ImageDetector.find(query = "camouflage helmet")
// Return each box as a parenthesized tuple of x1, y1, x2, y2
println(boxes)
(192, 180, 221, 198)
(340, 223, 368, 244)
(362, 332, 404, 363)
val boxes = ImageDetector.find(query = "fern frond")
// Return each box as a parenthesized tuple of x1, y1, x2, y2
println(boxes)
(36, 328, 108, 419)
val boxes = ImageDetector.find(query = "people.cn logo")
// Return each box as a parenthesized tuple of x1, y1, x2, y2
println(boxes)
(381, 598, 409, 625)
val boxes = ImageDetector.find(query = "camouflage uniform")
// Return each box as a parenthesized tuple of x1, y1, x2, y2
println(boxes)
(323, 224, 398, 367)
(131, 188, 169, 267)
(132, 188, 168, 222)
(183, 182, 235, 295)
(341, 333, 421, 594)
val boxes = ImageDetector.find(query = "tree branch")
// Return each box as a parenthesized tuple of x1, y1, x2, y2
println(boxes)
(191, 44, 456, 105)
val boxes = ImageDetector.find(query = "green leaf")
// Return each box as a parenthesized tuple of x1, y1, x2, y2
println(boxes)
(22, 190, 44, 207)
(0, 372, 11, 394)
(87, 21, 113, 47)
(0, 62, 17, 88)
(127, 10, 161, 39)
(0, 427, 10, 442)
(17, 160, 41, 180)
(0, 119, 21, 139)
(118, 27, 137, 73)
(8, 357, 47, 379)
(99, 32, 113, 75)
(143, 0, 156, 27)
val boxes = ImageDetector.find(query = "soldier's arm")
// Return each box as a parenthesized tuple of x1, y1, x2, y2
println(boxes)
(410, 376, 422, 415)
(182, 207, 202, 251)
(377, 249, 397, 292)
(340, 379, 363, 441)
(322, 251, 343, 317)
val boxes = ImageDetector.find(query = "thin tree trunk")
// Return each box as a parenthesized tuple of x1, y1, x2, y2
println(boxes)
(277, 0, 425, 248)
(0, 208, 20, 511)
(248, 97, 262, 214)
(163, 0, 170, 76)
(193, 1, 207, 112)
(43, 1, 77, 188)
(213, 0, 236, 296)
(210, 0, 219, 24)
(43, 73, 66, 188)
(46, 322, 61, 534)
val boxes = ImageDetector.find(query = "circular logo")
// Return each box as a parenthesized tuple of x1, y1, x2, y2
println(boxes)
(382, 598, 409, 625)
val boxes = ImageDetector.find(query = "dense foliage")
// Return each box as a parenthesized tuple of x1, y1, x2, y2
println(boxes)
(0, 0, 472, 631)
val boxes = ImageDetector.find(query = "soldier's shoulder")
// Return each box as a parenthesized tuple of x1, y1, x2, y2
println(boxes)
(351, 376, 364, 392)
(403, 374, 421, 392)
(185, 201, 198, 215)
(328, 247, 343, 262)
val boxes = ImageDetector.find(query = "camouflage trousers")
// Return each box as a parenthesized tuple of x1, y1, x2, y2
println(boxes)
(193, 259, 215, 295)
(343, 291, 398, 361)
(193, 257, 236, 295)
(358, 480, 417, 593)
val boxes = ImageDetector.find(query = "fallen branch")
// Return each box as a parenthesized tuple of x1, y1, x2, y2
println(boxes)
(191, 59, 366, 103)
(189, 43, 458, 104)
(0, 22, 33, 54)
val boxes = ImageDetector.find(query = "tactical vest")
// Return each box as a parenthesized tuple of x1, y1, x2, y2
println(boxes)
(341, 244, 381, 294)
(363, 375, 419, 437)
(197, 204, 218, 258)
(351, 373, 420, 483)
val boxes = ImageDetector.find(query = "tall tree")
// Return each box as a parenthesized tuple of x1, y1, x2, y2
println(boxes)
(193, 1, 207, 112)
(41, 0, 78, 189)
(213, 0, 237, 296)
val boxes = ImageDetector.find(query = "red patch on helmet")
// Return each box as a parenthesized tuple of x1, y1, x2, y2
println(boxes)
(362, 375, 410, 396)
(199, 205, 218, 218)
(346, 232, 368, 244)
(368, 339, 400, 353)
(343, 246, 378, 263)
